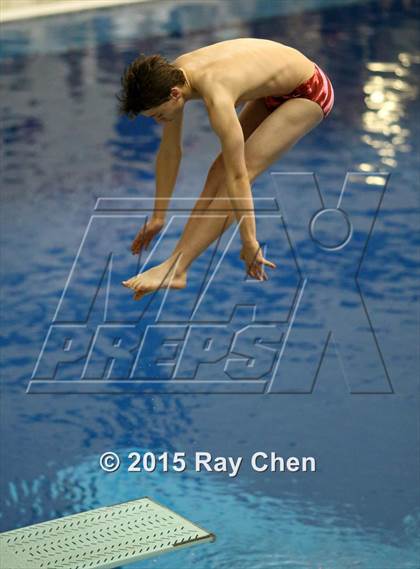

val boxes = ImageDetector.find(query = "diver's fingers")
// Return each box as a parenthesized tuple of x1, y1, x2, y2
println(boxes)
(249, 267, 262, 280)
(134, 291, 145, 301)
(255, 263, 267, 281)
(131, 236, 145, 254)
(262, 258, 276, 269)
(133, 225, 147, 245)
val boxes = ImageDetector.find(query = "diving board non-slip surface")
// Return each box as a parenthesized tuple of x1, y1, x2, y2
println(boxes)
(0, 497, 215, 568)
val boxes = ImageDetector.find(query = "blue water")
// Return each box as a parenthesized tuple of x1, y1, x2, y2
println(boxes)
(1, 0, 419, 568)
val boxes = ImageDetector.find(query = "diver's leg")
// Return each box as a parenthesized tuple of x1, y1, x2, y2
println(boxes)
(123, 99, 269, 298)
(166, 97, 324, 273)
(124, 97, 323, 298)
(170, 97, 271, 245)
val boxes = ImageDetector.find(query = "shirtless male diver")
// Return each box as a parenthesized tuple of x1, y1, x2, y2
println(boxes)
(118, 38, 334, 300)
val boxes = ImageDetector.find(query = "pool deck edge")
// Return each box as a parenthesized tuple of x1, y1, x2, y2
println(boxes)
(1, 0, 153, 23)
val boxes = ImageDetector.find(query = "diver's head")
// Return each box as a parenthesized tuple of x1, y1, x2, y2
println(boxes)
(117, 54, 187, 122)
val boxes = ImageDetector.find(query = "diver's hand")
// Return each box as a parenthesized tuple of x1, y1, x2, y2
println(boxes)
(240, 239, 276, 280)
(131, 215, 164, 255)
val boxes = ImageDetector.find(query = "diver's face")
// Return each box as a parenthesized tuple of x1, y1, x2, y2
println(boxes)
(144, 88, 184, 124)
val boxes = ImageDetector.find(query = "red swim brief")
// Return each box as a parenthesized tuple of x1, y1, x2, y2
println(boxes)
(264, 63, 334, 118)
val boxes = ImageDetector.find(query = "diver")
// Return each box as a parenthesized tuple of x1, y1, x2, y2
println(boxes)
(117, 38, 334, 300)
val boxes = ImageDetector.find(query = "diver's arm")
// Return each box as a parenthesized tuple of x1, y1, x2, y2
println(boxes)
(205, 91, 276, 279)
(131, 111, 183, 255)
(153, 110, 183, 220)
(205, 93, 256, 245)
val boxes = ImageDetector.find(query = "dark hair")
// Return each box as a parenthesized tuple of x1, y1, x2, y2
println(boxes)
(117, 54, 186, 118)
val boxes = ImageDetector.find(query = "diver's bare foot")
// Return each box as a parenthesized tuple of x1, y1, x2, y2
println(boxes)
(122, 256, 187, 300)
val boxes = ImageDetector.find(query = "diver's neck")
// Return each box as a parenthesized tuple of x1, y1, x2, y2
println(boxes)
(179, 67, 196, 101)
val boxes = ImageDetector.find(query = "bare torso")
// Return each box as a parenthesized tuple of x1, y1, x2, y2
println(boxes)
(173, 38, 315, 105)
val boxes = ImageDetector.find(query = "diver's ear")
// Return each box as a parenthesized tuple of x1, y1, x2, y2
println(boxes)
(170, 86, 182, 100)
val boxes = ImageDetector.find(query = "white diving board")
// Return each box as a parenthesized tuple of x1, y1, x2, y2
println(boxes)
(0, 497, 215, 568)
